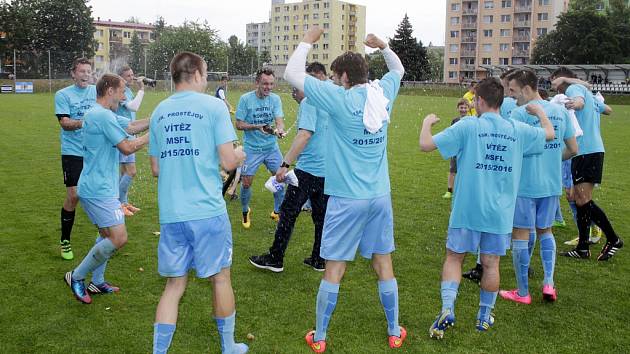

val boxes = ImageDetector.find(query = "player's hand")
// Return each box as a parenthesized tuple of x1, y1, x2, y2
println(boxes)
(275, 166, 289, 183)
(423, 114, 440, 126)
(564, 99, 578, 110)
(136, 76, 145, 90)
(276, 128, 286, 139)
(303, 26, 323, 44)
(234, 146, 245, 165)
(364, 34, 387, 50)
(525, 103, 544, 116)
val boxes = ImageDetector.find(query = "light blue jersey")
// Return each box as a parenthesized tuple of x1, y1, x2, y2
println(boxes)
(116, 86, 136, 121)
(54, 84, 97, 156)
(77, 103, 129, 199)
(303, 72, 402, 199)
(500, 96, 517, 120)
(235, 91, 283, 152)
(433, 112, 546, 234)
(511, 100, 575, 198)
(565, 84, 603, 155)
(149, 91, 237, 224)
(295, 97, 329, 178)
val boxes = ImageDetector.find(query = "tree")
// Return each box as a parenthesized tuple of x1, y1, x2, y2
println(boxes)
(531, 5, 623, 64)
(388, 14, 430, 81)
(226, 35, 259, 75)
(258, 50, 271, 66)
(129, 31, 144, 73)
(426, 44, 444, 82)
(365, 51, 387, 80)
(146, 20, 222, 79)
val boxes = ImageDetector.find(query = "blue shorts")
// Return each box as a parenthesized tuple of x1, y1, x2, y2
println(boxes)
(119, 152, 136, 164)
(561, 159, 573, 189)
(320, 195, 395, 261)
(447, 228, 510, 256)
(241, 147, 282, 176)
(158, 213, 232, 279)
(513, 196, 558, 229)
(80, 197, 125, 228)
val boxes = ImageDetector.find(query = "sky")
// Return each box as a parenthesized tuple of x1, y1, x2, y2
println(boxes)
(89, 0, 447, 47)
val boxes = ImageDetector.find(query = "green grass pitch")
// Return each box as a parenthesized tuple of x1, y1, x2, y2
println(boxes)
(0, 90, 628, 353)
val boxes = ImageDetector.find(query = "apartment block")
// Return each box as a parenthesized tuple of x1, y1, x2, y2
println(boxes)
(246, 22, 271, 54)
(443, 0, 568, 83)
(93, 18, 155, 72)
(268, 0, 366, 72)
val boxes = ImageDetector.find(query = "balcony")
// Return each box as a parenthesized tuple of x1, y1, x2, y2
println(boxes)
(460, 64, 476, 71)
(461, 22, 477, 29)
(461, 36, 477, 43)
(513, 20, 531, 27)
(463, 8, 478, 15)
(513, 49, 530, 57)
(513, 34, 530, 42)
(514, 5, 532, 12)
(460, 49, 476, 57)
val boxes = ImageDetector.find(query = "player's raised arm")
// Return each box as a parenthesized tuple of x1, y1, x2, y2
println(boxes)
(364, 34, 404, 78)
(525, 103, 555, 141)
(125, 117, 150, 135)
(284, 26, 323, 91)
(419, 114, 440, 152)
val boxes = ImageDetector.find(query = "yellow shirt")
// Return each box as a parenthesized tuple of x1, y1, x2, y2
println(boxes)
(463, 91, 476, 116)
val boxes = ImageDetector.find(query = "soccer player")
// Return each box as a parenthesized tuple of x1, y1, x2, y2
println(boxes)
(235, 68, 286, 228)
(216, 75, 234, 113)
(499, 69, 577, 304)
(116, 65, 145, 216)
(285, 28, 407, 352)
(55, 58, 97, 260)
(149, 52, 247, 354)
(249, 62, 330, 273)
(442, 99, 469, 199)
(419, 78, 554, 338)
(64, 73, 150, 303)
(551, 68, 623, 260)
(463, 81, 477, 116)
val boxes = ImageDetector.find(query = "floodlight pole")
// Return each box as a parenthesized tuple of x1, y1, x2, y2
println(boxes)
(13, 49, 16, 81)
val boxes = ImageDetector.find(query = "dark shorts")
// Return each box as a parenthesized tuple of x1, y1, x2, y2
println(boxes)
(571, 152, 604, 185)
(62, 155, 83, 187)
(449, 157, 457, 173)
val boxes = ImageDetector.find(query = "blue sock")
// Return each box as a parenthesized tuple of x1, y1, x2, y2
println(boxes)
(511, 239, 530, 297)
(273, 188, 285, 213)
(528, 231, 537, 259)
(72, 238, 117, 281)
(314, 280, 339, 342)
(240, 186, 252, 213)
(153, 323, 176, 354)
(477, 289, 498, 322)
(91, 235, 108, 285)
(440, 280, 459, 313)
(378, 278, 400, 337)
(539, 232, 556, 287)
(119, 174, 133, 204)
(216, 312, 247, 354)
(554, 201, 563, 222)
(569, 201, 578, 225)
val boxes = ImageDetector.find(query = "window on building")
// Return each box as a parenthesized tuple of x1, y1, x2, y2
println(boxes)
(283, 35, 289, 40)
(313, 13, 319, 19)
(482, 58, 492, 64)
(451, 17, 460, 25)
(499, 58, 509, 65)
(484, 29, 493, 37)
(284, 26, 289, 31)
(95, 55, 104, 63)
(483, 44, 492, 51)
(323, 43, 329, 49)
(538, 13, 548, 20)
(538, 0, 550, 5)
(537, 27, 547, 36)
(324, 13, 329, 19)
(483, 15, 493, 23)
(502, 0, 512, 7)
(304, 14, 309, 20)
(275, 6, 280, 12)
(312, 54, 318, 60)
(484, 1, 494, 9)
(449, 71, 458, 79)
(314, 3, 319, 9)
(323, 23, 330, 29)
(324, 2, 329, 8)
(284, 16, 289, 21)
(323, 53, 329, 60)
(500, 43, 510, 51)
(283, 45, 288, 50)
(500, 29, 511, 36)
(501, 14, 511, 22)
(293, 5, 298, 10)
(313, 43, 319, 49)
(451, 3, 461, 11)
(123, 31, 131, 38)
(451, 31, 459, 38)
(449, 58, 459, 64)
(304, 24, 309, 30)
(450, 44, 459, 52)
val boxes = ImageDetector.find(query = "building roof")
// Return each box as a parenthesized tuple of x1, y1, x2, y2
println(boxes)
(93, 19, 155, 31)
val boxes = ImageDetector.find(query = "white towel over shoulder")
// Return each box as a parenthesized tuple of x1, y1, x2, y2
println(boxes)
(362, 80, 390, 134)
(550, 94, 583, 137)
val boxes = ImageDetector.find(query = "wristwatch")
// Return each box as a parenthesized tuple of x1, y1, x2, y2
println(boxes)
(281, 161, 291, 168)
